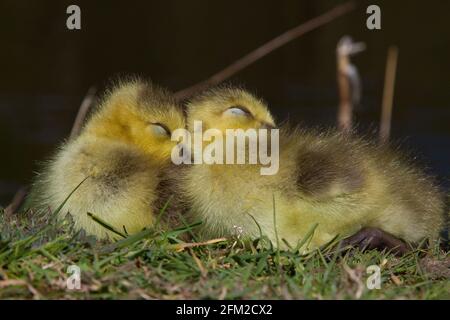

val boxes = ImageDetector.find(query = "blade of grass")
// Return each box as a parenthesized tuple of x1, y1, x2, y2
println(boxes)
(107, 227, 155, 251)
(248, 213, 272, 249)
(272, 194, 283, 281)
(51, 176, 90, 219)
(173, 210, 199, 242)
(169, 238, 227, 252)
(87, 212, 126, 239)
(294, 223, 319, 253)
(272, 194, 280, 251)
(154, 195, 173, 228)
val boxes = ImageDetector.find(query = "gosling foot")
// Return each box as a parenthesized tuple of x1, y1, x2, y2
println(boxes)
(341, 227, 410, 256)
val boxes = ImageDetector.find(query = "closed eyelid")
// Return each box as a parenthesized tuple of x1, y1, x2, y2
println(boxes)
(227, 105, 252, 116)
(149, 122, 171, 135)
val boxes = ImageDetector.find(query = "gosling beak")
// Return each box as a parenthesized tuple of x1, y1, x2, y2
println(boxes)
(177, 143, 191, 161)
(261, 122, 276, 130)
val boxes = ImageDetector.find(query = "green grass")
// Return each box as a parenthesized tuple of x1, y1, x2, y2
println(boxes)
(0, 206, 448, 300)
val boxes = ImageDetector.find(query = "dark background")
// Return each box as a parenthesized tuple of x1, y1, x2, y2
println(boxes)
(0, 0, 449, 206)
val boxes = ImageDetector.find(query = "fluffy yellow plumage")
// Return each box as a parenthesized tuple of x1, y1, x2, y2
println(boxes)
(26, 78, 185, 239)
(181, 86, 445, 252)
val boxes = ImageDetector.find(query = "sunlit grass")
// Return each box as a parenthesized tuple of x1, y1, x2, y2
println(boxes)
(0, 206, 448, 299)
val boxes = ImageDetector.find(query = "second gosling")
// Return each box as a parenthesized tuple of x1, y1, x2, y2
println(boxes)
(181, 87, 445, 252)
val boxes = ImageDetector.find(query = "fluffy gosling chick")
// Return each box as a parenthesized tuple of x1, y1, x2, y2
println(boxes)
(26, 79, 185, 239)
(182, 87, 445, 252)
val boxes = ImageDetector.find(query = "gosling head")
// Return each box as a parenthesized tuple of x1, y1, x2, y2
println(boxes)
(186, 86, 275, 133)
(85, 79, 185, 163)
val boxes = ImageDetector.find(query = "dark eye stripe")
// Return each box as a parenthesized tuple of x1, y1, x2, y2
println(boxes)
(150, 122, 171, 135)
(228, 105, 252, 116)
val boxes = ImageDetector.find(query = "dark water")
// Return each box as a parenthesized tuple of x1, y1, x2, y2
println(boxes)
(0, 0, 449, 205)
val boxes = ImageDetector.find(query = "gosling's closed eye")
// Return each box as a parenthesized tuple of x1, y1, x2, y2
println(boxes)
(148, 122, 171, 136)
(224, 106, 252, 117)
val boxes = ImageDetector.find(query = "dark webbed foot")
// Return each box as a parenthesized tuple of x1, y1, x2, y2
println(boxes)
(341, 227, 411, 256)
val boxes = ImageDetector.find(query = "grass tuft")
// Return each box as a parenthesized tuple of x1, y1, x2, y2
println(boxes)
(0, 206, 448, 299)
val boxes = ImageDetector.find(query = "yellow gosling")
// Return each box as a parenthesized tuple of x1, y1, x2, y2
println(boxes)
(26, 78, 185, 239)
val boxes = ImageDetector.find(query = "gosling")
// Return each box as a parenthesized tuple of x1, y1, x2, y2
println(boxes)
(26, 78, 185, 239)
(181, 86, 445, 253)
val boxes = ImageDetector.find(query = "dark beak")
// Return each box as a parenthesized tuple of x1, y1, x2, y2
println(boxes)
(177, 143, 191, 161)
(261, 122, 276, 130)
